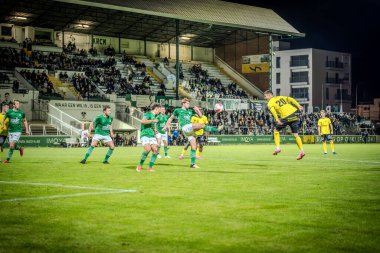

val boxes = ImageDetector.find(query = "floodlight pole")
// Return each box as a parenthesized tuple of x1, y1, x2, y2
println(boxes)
(175, 19, 180, 100)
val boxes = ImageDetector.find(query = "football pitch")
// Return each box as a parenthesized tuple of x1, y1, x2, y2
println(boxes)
(0, 144, 379, 253)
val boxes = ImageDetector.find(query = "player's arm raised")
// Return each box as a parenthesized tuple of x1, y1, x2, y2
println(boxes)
(162, 115, 175, 132)
(193, 106, 202, 117)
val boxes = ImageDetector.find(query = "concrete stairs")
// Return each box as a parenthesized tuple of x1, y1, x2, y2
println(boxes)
(48, 75, 77, 100)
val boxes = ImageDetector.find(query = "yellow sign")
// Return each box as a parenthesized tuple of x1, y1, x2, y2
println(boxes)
(242, 63, 269, 73)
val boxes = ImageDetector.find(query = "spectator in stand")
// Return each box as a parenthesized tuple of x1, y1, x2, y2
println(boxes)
(12, 80, 19, 93)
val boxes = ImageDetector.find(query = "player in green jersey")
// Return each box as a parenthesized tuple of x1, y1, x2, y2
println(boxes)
(1, 100, 29, 163)
(155, 107, 170, 159)
(163, 98, 222, 168)
(80, 105, 115, 164)
(136, 103, 161, 172)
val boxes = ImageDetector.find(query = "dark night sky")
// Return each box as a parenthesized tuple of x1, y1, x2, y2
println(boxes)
(225, 0, 380, 104)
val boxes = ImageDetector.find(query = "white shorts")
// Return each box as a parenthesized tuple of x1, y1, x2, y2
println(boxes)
(93, 134, 113, 143)
(155, 132, 168, 141)
(8, 132, 21, 143)
(141, 136, 158, 146)
(182, 124, 194, 137)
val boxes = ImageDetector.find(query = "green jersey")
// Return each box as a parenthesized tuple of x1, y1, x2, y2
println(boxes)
(173, 108, 196, 127)
(93, 114, 113, 136)
(5, 109, 25, 133)
(156, 114, 169, 134)
(140, 111, 156, 138)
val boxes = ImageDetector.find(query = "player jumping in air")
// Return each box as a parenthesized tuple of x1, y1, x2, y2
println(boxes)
(264, 90, 305, 160)
(80, 105, 115, 164)
(1, 100, 29, 163)
(318, 110, 336, 155)
(156, 107, 170, 159)
(136, 103, 161, 172)
(163, 98, 221, 168)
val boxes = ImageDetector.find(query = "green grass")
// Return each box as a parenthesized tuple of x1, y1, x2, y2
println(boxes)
(0, 144, 379, 253)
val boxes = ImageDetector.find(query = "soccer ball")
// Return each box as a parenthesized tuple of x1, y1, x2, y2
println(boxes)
(214, 102, 224, 113)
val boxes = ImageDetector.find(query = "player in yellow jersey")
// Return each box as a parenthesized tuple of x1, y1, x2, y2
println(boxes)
(179, 112, 208, 160)
(264, 90, 305, 160)
(0, 103, 10, 161)
(318, 110, 336, 155)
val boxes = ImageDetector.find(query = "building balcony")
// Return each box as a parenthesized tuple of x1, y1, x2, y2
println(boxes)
(326, 61, 344, 69)
(326, 78, 344, 84)
(290, 77, 309, 83)
(290, 60, 309, 67)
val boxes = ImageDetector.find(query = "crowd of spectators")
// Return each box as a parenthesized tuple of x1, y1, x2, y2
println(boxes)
(19, 69, 62, 98)
(181, 64, 249, 100)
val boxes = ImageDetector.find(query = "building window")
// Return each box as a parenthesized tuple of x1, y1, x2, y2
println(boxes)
(290, 71, 309, 83)
(291, 87, 309, 99)
(326, 88, 329, 100)
(276, 88, 281, 96)
(276, 72, 281, 84)
(276, 57, 281, 68)
(290, 55, 309, 67)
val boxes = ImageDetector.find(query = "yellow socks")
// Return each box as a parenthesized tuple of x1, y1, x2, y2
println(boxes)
(295, 136, 303, 150)
(323, 142, 327, 153)
(274, 131, 280, 147)
(330, 141, 335, 152)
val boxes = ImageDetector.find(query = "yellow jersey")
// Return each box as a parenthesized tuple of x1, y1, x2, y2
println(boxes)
(191, 115, 209, 136)
(318, 117, 332, 135)
(0, 113, 9, 136)
(267, 96, 301, 121)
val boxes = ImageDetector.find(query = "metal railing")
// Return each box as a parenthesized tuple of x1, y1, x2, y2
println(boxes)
(47, 113, 82, 136)
(47, 103, 83, 136)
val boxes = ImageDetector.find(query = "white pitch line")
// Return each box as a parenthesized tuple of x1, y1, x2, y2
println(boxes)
(0, 190, 135, 203)
(0, 181, 134, 191)
(279, 156, 380, 164)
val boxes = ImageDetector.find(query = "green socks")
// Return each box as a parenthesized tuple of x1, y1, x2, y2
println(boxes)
(140, 151, 148, 166)
(7, 148, 14, 161)
(84, 146, 94, 161)
(157, 146, 161, 155)
(204, 125, 218, 133)
(104, 148, 114, 162)
(164, 146, 168, 156)
(148, 153, 158, 168)
(190, 149, 196, 165)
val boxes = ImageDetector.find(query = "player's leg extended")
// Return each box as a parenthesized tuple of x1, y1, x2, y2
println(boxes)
(148, 144, 158, 171)
(82, 139, 97, 163)
(192, 123, 219, 133)
(189, 137, 198, 168)
(140, 144, 151, 166)
(103, 140, 115, 164)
